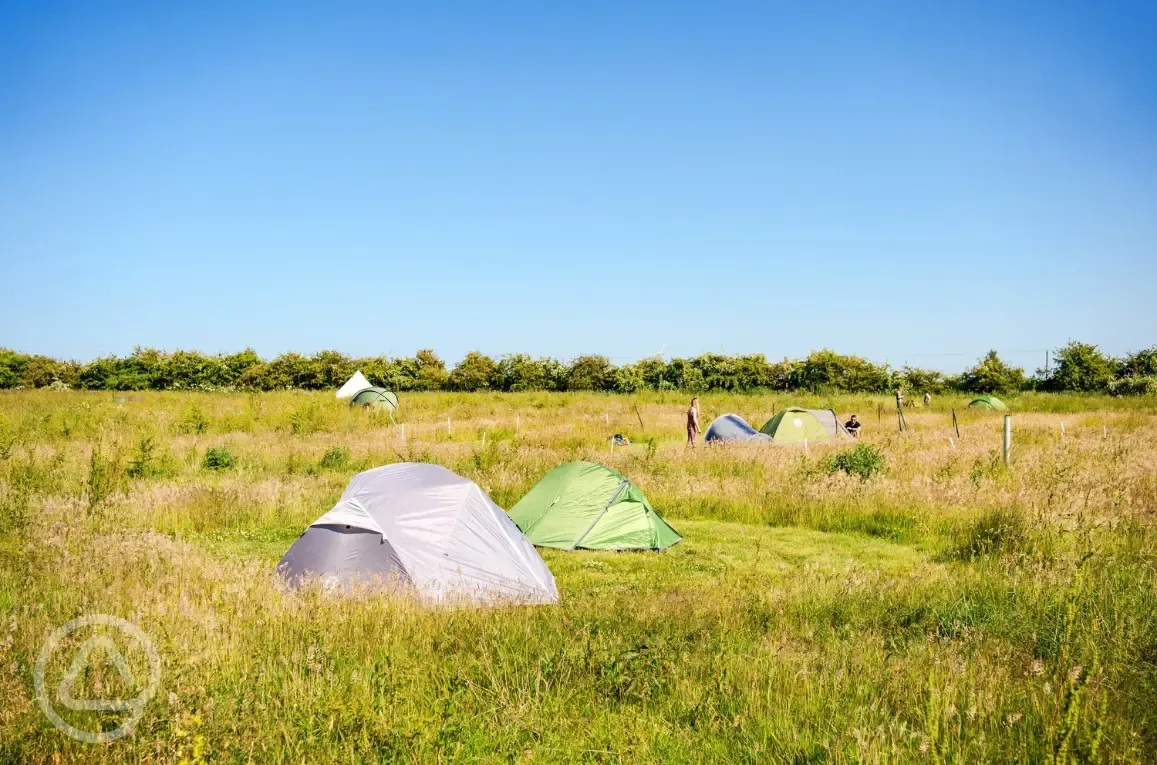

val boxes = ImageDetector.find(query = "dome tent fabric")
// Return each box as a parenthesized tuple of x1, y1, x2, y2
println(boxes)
(336, 371, 372, 399)
(968, 395, 1009, 411)
(350, 387, 398, 413)
(705, 414, 771, 443)
(509, 462, 682, 551)
(760, 408, 848, 443)
(278, 463, 557, 605)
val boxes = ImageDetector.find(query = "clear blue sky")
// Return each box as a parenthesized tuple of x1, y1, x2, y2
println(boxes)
(2, 1, 1155, 372)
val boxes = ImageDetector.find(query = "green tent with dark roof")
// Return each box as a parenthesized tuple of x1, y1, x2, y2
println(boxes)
(968, 395, 1009, 411)
(349, 387, 398, 414)
(508, 461, 682, 551)
(759, 407, 848, 443)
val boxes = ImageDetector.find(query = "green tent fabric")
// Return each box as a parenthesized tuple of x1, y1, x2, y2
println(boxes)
(349, 387, 398, 414)
(509, 462, 682, 551)
(968, 395, 1009, 411)
(759, 407, 846, 443)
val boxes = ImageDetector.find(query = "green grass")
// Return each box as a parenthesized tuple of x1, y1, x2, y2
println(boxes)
(1, 390, 1155, 763)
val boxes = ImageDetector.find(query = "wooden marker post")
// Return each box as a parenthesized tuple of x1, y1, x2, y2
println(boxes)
(951, 408, 960, 438)
(634, 406, 645, 428)
(1003, 415, 1012, 466)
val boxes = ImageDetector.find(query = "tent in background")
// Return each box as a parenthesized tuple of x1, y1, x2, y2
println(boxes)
(509, 461, 682, 551)
(968, 395, 1009, 411)
(336, 370, 372, 399)
(705, 414, 771, 443)
(350, 387, 398, 414)
(278, 463, 557, 605)
(760, 407, 848, 443)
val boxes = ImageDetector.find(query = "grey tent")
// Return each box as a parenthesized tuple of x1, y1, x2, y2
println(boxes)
(705, 414, 772, 443)
(278, 463, 557, 605)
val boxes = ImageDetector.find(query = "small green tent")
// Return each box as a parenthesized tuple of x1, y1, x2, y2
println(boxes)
(760, 408, 847, 443)
(349, 387, 398, 414)
(968, 395, 1008, 411)
(509, 462, 682, 551)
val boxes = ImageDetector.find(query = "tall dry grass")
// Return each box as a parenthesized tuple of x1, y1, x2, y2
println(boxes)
(1, 390, 1155, 762)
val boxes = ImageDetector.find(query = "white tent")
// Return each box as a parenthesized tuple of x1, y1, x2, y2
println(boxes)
(335, 370, 372, 399)
(278, 463, 558, 605)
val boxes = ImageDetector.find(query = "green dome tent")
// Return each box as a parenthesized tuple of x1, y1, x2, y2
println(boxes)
(508, 461, 682, 551)
(968, 395, 1008, 411)
(349, 387, 398, 415)
(759, 408, 847, 443)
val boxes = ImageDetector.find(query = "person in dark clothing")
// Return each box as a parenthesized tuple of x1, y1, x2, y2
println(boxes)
(845, 414, 862, 438)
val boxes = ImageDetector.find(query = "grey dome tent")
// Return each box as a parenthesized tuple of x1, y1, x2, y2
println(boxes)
(278, 463, 557, 605)
(705, 414, 771, 443)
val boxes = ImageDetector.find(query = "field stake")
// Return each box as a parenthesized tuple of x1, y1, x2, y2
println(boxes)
(610, 437, 615, 453)
(803, 438, 809, 456)
(1103, 425, 1107, 438)
(951, 408, 960, 438)
(447, 416, 452, 435)
(949, 437, 955, 450)
(1060, 421, 1065, 441)
(482, 432, 486, 448)
(634, 405, 645, 428)
(1003, 415, 1012, 466)
(605, 412, 609, 425)
(516, 414, 519, 430)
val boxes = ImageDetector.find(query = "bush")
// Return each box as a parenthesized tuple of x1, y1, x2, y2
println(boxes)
(1045, 342, 1116, 393)
(318, 446, 350, 471)
(826, 443, 887, 481)
(1107, 376, 1157, 396)
(202, 446, 236, 471)
(955, 350, 1027, 394)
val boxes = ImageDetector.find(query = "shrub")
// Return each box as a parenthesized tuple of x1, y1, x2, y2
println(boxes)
(826, 443, 887, 481)
(955, 350, 1027, 394)
(202, 446, 236, 471)
(318, 446, 350, 471)
(1045, 342, 1116, 393)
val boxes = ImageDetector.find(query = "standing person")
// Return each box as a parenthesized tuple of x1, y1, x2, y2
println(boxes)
(923, 391, 931, 407)
(686, 397, 702, 447)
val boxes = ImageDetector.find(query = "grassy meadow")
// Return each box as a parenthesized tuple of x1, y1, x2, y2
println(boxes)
(1, 389, 1156, 763)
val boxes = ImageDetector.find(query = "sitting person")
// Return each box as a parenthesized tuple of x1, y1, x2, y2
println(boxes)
(844, 414, 862, 438)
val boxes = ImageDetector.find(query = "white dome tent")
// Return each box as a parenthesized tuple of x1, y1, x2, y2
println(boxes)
(278, 463, 558, 606)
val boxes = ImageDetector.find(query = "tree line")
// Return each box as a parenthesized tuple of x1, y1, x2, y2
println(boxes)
(1, 343, 1154, 395)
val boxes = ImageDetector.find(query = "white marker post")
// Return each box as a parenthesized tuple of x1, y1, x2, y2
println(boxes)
(400, 423, 405, 440)
(1003, 415, 1012, 467)
(803, 438, 809, 456)
(516, 414, 519, 431)
(610, 436, 615, 453)
(1060, 421, 1065, 442)
(949, 437, 955, 450)
(482, 431, 486, 448)
(447, 416, 452, 436)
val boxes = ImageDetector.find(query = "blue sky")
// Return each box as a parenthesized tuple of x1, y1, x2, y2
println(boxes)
(1, 1, 1155, 372)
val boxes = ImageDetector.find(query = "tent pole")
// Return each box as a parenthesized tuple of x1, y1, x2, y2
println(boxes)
(572, 480, 630, 550)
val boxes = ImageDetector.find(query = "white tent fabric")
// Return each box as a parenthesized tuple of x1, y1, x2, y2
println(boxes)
(279, 463, 558, 605)
(335, 371, 372, 399)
